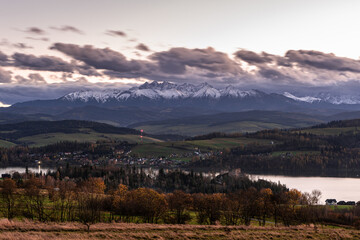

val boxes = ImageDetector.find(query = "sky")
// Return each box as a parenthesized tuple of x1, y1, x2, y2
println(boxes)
(1, 0, 360, 104)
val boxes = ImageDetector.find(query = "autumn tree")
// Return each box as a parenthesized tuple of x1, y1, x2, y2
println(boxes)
(258, 188, 274, 226)
(238, 188, 261, 226)
(166, 190, 192, 224)
(82, 177, 106, 194)
(22, 177, 48, 221)
(129, 188, 168, 223)
(222, 194, 241, 225)
(0, 178, 18, 219)
(112, 184, 129, 221)
(49, 180, 77, 221)
(193, 193, 224, 225)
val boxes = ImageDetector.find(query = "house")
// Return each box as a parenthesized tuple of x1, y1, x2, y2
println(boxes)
(325, 199, 337, 205)
(1, 173, 11, 179)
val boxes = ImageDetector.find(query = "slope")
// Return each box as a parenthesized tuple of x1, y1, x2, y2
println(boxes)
(129, 110, 326, 136)
(0, 120, 162, 147)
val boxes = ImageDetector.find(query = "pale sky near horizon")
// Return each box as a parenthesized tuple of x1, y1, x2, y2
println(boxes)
(1, 0, 360, 104)
(1, 0, 360, 58)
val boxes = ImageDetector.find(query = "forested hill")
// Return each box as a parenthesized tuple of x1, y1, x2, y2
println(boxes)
(0, 120, 141, 140)
(314, 119, 360, 128)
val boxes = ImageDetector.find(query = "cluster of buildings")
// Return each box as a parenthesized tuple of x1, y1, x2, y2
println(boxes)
(325, 199, 356, 205)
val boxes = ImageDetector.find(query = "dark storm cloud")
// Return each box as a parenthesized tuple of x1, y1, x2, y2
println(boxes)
(50, 25, 84, 34)
(136, 43, 150, 51)
(51, 43, 143, 72)
(258, 68, 294, 82)
(285, 50, 360, 72)
(13, 53, 75, 72)
(0, 68, 12, 83)
(0, 51, 9, 66)
(150, 47, 241, 74)
(234, 50, 274, 64)
(76, 65, 102, 76)
(25, 27, 46, 35)
(106, 30, 127, 37)
(15, 73, 46, 84)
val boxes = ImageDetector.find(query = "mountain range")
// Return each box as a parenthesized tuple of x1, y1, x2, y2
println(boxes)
(2, 81, 360, 135)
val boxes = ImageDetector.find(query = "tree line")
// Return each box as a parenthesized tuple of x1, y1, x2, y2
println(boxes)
(2, 175, 360, 232)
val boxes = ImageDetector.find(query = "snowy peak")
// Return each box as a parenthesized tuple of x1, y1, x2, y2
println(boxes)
(62, 89, 120, 103)
(221, 85, 257, 98)
(61, 81, 258, 102)
(316, 93, 360, 105)
(192, 83, 221, 98)
(283, 92, 321, 103)
(61, 81, 360, 106)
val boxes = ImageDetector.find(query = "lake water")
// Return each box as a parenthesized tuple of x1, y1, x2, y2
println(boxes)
(0, 166, 54, 176)
(251, 174, 360, 204)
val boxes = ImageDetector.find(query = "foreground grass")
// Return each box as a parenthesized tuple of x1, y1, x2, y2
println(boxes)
(0, 219, 358, 240)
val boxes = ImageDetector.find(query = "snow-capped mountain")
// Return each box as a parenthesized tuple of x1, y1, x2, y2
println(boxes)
(282, 92, 360, 105)
(61, 81, 259, 102)
(283, 92, 321, 103)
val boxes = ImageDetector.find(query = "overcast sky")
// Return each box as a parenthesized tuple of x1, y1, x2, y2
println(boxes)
(1, 0, 360, 104)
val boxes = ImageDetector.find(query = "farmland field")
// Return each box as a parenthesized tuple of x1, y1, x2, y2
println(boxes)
(0, 220, 358, 240)
(0, 139, 16, 148)
(18, 131, 161, 147)
(131, 137, 278, 157)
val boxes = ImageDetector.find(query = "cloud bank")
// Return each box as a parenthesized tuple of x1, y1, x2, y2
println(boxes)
(2, 38, 360, 103)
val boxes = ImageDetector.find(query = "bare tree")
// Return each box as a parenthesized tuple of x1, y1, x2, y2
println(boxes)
(76, 192, 103, 233)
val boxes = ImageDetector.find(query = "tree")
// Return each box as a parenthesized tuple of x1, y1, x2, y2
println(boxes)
(49, 180, 77, 221)
(166, 190, 192, 224)
(76, 192, 103, 233)
(23, 177, 48, 221)
(259, 188, 273, 226)
(127, 188, 167, 223)
(112, 184, 129, 221)
(193, 193, 224, 225)
(82, 177, 106, 194)
(0, 178, 18, 219)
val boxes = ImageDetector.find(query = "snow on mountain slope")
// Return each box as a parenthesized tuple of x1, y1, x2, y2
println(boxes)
(317, 93, 360, 105)
(192, 83, 221, 98)
(62, 89, 120, 102)
(220, 85, 257, 98)
(62, 81, 247, 102)
(283, 92, 321, 103)
(61, 80, 360, 106)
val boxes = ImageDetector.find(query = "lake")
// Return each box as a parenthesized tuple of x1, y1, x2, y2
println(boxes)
(251, 174, 360, 204)
(0, 166, 54, 176)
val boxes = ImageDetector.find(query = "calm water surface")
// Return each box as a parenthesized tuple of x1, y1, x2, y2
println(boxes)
(0, 166, 53, 175)
(251, 174, 360, 204)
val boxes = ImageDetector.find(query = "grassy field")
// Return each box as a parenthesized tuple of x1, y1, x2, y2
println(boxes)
(0, 139, 16, 148)
(296, 127, 360, 136)
(0, 220, 358, 240)
(17, 131, 161, 147)
(131, 137, 278, 157)
(135, 121, 292, 136)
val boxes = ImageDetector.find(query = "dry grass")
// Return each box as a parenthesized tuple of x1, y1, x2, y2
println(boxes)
(0, 219, 358, 240)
